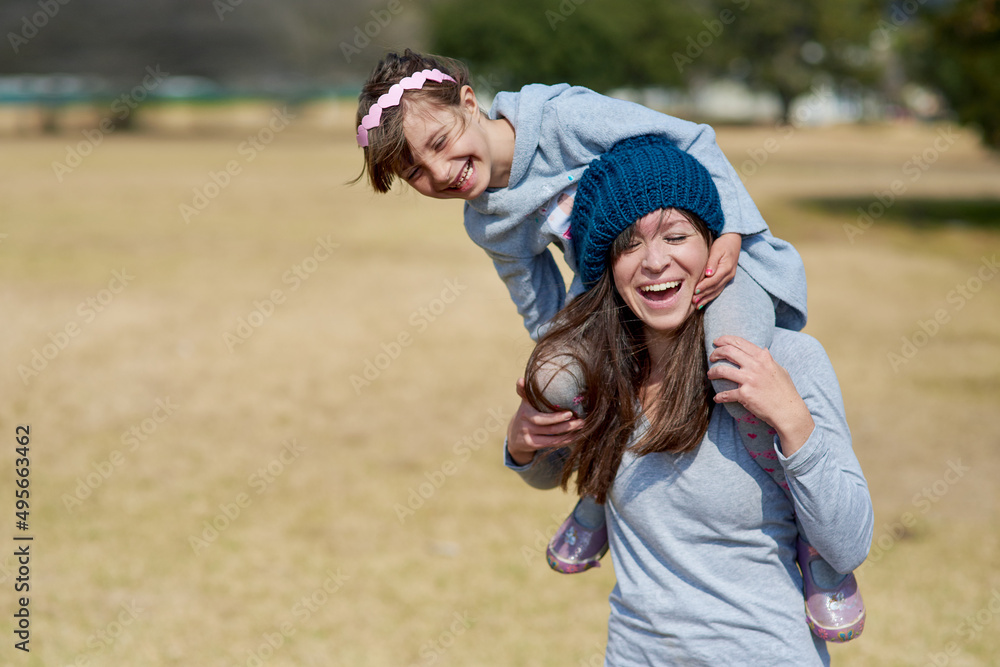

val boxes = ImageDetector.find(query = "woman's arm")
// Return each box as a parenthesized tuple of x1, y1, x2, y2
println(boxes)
(504, 439, 572, 491)
(708, 332, 874, 573)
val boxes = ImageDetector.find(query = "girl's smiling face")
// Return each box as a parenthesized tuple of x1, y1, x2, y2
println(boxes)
(612, 208, 711, 337)
(400, 87, 497, 200)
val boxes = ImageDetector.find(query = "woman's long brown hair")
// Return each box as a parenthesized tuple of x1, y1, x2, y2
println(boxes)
(525, 210, 714, 503)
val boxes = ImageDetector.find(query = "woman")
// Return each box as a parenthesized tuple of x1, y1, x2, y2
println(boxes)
(505, 136, 873, 665)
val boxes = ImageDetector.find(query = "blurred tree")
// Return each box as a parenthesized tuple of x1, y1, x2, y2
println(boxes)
(429, 0, 884, 122)
(428, 0, 702, 93)
(692, 0, 884, 123)
(901, 0, 1000, 150)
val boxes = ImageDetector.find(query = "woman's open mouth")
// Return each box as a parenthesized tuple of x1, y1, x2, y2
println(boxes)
(639, 280, 681, 303)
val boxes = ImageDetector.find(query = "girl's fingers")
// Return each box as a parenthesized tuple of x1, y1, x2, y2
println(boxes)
(693, 275, 725, 307)
(694, 271, 723, 293)
(695, 234, 739, 307)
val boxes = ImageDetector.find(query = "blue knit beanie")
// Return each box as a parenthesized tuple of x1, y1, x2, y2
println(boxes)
(570, 135, 724, 289)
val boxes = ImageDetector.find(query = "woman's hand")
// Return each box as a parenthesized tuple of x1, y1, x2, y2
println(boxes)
(506, 377, 585, 466)
(707, 335, 815, 456)
(693, 232, 740, 309)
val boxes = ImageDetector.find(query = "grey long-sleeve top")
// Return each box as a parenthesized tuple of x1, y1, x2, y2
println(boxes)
(506, 329, 873, 665)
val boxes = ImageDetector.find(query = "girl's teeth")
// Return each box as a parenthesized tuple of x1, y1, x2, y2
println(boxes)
(641, 281, 680, 292)
(455, 162, 471, 188)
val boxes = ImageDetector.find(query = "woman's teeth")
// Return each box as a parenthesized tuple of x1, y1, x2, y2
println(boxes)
(453, 161, 472, 189)
(640, 281, 680, 293)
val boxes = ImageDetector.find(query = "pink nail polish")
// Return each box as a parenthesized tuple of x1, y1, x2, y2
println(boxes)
(705, 268, 714, 276)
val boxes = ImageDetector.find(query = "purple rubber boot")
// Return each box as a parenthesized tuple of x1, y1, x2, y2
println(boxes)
(546, 497, 608, 574)
(798, 538, 866, 642)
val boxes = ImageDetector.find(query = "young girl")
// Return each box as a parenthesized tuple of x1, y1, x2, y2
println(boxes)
(355, 49, 862, 640)
(507, 135, 872, 661)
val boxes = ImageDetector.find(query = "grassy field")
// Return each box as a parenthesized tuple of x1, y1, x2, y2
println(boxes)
(1, 114, 999, 666)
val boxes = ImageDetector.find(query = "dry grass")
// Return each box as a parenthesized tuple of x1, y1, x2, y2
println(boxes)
(1, 113, 999, 666)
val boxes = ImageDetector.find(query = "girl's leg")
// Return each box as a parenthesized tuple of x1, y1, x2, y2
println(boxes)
(703, 265, 775, 424)
(571, 495, 605, 529)
(534, 352, 586, 415)
(534, 352, 608, 573)
(704, 269, 780, 473)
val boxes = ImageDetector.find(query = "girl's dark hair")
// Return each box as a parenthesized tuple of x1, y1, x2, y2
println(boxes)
(356, 49, 472, 193)
(525, 210, 715, 504)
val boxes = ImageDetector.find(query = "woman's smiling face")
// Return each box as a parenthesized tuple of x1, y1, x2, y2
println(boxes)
(612, 208, 711, 336)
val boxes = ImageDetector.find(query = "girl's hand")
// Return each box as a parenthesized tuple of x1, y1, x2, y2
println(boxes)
(694, 233, 741, 309)
(506, 377, 585, 466)
(707, 336, 815, 456)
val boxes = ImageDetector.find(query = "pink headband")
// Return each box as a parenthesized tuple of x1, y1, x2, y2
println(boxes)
(356, 68, 457, 148)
